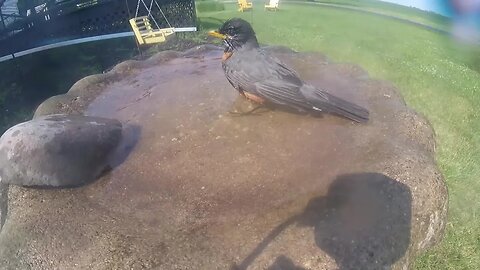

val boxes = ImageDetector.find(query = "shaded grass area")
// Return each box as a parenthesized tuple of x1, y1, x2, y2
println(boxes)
(0, 31, 212, 134)
(0, 38, 138, 133)
(198, 3, 480, 269)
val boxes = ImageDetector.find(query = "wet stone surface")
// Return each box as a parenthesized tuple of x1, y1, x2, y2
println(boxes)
(0, 45, 447, 270)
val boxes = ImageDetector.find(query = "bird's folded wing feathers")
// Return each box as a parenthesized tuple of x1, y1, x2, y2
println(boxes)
(254, 79, 307, 107)
(224, 52, 309, 108)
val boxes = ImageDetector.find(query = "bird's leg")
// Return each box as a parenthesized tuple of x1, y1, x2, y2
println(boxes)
(244, 92, 266, 104)
(229, 92, 270, 116)
(228, 104, 267, 116)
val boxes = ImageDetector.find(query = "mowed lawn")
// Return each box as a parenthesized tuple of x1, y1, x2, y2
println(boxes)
(305, 0, 451, 31)
(197, 3, 480, 269)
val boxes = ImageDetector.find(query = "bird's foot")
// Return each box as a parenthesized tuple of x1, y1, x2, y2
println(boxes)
(228, 104, 269, 116)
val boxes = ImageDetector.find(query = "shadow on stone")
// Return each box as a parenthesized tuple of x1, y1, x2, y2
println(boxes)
(266, 255, 307, 270)
(299, 173, 412, 270)
(108, 123, 142, 169)
(235, 173, 412, 270)
(233, 215, 298, 270)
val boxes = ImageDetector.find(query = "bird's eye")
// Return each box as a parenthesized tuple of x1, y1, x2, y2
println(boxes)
(226, 26, 237, 36)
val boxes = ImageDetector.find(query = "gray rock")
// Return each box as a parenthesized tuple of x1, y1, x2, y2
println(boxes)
(0, 114, 122, 187)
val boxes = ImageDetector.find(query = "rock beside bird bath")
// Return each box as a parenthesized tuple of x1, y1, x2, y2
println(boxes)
(0, 114, 122, 187)
(0, 45, 447, 270)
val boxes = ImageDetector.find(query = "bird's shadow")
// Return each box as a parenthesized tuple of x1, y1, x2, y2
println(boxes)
(233, 173, 412, 270)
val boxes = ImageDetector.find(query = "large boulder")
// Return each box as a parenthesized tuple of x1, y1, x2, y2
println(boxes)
(0, 114, 122, 187)
(0, 45, 447, 269)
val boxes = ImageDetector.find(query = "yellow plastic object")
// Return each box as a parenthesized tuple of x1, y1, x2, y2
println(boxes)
(237, 0, 253, 12)
(265, 0, 279, 11)
(129, 16, 175, 45)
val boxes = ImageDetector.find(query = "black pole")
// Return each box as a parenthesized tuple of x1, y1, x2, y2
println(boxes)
(0, 11, 14, 59)
(0, 12, 6, 30)
(0, 11, 15, 59)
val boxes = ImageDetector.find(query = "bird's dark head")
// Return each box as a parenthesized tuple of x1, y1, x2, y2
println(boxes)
(208, 18, 259, 51)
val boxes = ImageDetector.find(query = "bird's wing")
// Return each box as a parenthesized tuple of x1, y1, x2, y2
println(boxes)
(224, 50, 309, 108)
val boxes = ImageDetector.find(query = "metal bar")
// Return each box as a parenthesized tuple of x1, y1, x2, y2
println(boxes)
(13, 32, 135, 57)
(0, 54, 13, 62)
(173, 27, 196, 32)
(0, 27, 197, 62)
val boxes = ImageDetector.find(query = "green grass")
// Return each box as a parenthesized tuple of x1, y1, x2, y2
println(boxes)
(310, 0, 451, 30)
(0, 38, 137, 133)
(196, 1, 225, 12)
(198, 3, 480, 269)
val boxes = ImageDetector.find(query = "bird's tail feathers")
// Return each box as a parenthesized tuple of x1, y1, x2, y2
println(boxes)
(311, 89, 369, 123)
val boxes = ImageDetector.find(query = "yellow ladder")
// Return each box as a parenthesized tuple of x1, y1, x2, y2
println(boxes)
(129, 16, 175, 45)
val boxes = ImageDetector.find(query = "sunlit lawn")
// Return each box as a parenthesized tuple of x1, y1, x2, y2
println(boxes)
(311, 0, 451, 30)
(197, 3, 480, 269)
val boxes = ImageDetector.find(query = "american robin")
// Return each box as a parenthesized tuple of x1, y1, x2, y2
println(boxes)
(208, 18, 369, 123)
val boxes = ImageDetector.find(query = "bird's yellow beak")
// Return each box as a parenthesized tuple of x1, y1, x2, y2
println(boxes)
(208, 30, 227, 40)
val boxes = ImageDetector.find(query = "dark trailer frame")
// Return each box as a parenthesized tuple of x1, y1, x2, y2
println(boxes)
(0, 0, 197, 62)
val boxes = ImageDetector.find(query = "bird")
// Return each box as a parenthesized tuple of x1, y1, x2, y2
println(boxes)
(208, 18, 369, 123)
